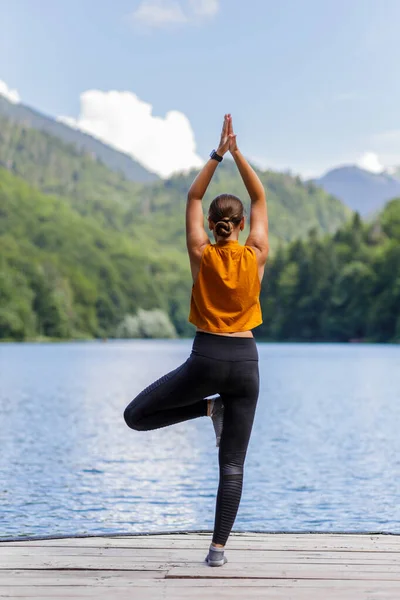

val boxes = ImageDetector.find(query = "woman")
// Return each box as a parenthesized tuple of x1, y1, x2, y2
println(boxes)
(123, 114, 269, 567)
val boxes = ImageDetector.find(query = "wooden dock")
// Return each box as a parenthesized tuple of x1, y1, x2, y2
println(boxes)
(1, 532, 400, 599)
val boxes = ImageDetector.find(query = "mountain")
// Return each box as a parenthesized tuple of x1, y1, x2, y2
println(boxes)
(0, 167, 189, 339)
(0, 114, 145, 223)
(0, 95, 158, 183)
(143, 163, 352, 249)
(0, 163, 353, 342)
(0, 113, 353, 340)
(315, 165, 400, 217)
(0, 114, 351, 252)
(1, 165, 397, 342)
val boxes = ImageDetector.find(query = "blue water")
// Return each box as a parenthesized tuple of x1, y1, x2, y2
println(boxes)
(1, 340, 400, 539)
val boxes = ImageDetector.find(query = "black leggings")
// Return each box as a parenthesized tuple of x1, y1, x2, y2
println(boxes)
(123, 331, 260, 546)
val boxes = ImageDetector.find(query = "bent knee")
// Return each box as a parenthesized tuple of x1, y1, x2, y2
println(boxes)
(123, 405, 145, 431)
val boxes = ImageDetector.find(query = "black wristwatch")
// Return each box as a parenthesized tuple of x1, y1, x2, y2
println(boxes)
(210, 149, 223, 162)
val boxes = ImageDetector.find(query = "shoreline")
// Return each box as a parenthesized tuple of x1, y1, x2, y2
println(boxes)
(0, 337, 399, 345)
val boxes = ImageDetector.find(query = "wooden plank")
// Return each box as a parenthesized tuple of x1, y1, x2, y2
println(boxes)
(5, 562, 400, 578)
(107, 533, 400, 547)
(4, 533, 399, 552)
(111, 533, 400, 541)
(5, 532, 399, 541)
(3, 547, 400, 564)
(176, 591, 397, 600)
(0, 571, 164, 585)
(164, 589, 398, 600)
(0, 558, 170, 570)
(0, 588, 166, 599)
(1, 533, 400, 599)
(4, 555, 400, 575)
(1, 585, 400, 600)
(3, 572, 400, 589)
(167, 563, 400, 581)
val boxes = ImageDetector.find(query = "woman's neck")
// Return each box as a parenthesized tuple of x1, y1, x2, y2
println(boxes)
(215, 237, 239, 244)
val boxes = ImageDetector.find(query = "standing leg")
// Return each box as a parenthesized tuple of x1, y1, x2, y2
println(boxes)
(211, 360, 260, 548)
(124, 354, 229, 431)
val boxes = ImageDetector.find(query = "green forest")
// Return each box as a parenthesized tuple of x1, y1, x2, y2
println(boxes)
(0, 117, 399, 342)
(259, 201, 400, 342)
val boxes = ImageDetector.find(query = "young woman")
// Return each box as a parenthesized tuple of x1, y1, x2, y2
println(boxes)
(124, 114, 269, 567)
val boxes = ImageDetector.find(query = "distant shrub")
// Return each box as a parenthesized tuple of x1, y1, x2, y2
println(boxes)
(116, 308, 177, 339)
(116, 314, 140, 338)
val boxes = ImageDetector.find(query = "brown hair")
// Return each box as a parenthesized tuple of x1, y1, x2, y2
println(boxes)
(208, 194, 244, 239)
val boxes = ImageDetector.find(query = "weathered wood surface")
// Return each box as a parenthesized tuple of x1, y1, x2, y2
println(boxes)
(1, 532, 400, 599)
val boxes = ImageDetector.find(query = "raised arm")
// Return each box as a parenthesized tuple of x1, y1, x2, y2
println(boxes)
(186, 114, 231, 261)
(228, 119, 269, 262)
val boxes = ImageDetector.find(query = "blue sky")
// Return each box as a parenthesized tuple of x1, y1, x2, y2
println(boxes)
(1, 0, 400, 177)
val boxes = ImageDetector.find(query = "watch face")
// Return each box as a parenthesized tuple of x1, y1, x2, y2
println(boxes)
(210, 150, 222, 162)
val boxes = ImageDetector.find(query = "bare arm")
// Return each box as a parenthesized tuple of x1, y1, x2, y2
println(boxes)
(228, 121, 269, 261)
(186, 114, 231, 260)
(186, 160, 218, 259)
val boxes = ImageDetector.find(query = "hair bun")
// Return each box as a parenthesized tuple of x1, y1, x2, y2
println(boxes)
(215, 219, 233, 238)
(207, 193, 244, 238)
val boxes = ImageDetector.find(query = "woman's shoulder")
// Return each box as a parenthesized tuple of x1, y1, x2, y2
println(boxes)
(242, 243, 258, 257)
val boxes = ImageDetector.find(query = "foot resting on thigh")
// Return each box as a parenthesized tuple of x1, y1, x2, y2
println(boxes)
(206, 394, 224, 447)
(205, 543, 228, 567)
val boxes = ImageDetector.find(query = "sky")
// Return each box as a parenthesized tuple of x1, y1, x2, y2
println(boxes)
(1, 0, 400, 178)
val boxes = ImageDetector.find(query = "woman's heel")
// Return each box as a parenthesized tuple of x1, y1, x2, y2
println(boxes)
(205, 544, 228, 567)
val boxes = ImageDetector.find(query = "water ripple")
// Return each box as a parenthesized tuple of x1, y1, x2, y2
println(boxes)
(0, 341, 400, 537)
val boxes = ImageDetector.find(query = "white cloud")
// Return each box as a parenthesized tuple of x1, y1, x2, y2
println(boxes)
(130, 0, 219, 29)
(131, 0, 187, 28)
(58, 89, 203, 178)
(356, 151, 385, 174)
(364, 130, 400, 171)
(386, 165, 399, 176)
(57, 115, 79, 130)
(0, 80, 20, 104)
(189, 0, 219, 18)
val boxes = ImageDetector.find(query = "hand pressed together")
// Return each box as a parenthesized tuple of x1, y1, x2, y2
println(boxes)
(216, 114, 238, 156)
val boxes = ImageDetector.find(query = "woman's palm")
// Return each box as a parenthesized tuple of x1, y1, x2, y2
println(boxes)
(217, 113, 238, 155)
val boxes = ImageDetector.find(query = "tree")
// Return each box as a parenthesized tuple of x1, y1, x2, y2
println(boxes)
(116, 309, 177, 339)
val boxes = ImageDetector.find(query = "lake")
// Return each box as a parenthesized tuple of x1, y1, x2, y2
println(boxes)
(1, 340, 400, 539)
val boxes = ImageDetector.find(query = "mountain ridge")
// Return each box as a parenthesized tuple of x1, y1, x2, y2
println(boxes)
(0, 95, 158, 183)
(0, 114, 351, 252)
(315, 164, 400, 216)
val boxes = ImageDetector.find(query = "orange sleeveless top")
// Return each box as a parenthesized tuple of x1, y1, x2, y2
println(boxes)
(188, 239, 263, 333)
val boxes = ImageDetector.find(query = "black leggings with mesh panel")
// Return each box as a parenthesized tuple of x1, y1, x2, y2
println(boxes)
(123, 331, 260, 546)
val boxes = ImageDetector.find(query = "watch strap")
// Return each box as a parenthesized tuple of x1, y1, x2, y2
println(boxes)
(210, 149, 223, 162)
